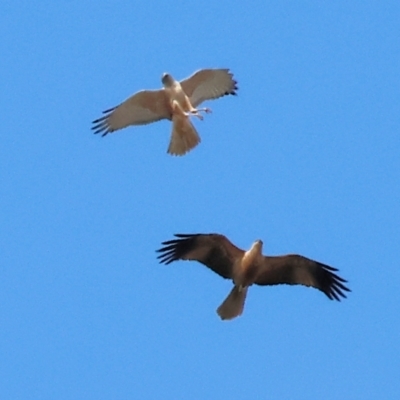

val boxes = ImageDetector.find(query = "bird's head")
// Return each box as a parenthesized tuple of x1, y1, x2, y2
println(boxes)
(244, 239, 264, 261)
(253, 239, 264, 252)
(161, 73, 174, 87)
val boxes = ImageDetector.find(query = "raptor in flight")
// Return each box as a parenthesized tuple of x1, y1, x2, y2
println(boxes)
(92, 69, 237, 156)
(157, 233, 350, 320)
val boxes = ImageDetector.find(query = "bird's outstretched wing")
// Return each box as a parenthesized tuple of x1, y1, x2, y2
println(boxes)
(157, 233, 243, 279)
(180, 69, 238, 108)
(92, 90, 171, 136)
(255, 255, 351, 300)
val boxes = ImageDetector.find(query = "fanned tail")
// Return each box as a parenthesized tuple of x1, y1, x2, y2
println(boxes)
(167, 114, 201, 156)
(216, 286, 248, 321)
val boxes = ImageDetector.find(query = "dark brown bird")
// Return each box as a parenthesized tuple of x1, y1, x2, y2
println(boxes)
(157, 233, 351, 320)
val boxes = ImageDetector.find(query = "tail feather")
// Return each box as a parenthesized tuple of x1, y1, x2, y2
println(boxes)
(167, 114, 201, 156)
(216, 286, 248, 321)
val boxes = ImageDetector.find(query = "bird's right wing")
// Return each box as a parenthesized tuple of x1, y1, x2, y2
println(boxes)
(92, 89, 171, 136)
(255, 255, 350, 300)
(180, 69, 238, 107)
(157, 233, 243, 280)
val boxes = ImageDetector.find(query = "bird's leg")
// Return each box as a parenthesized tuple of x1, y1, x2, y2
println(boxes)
(197, 107, 212, 114)
(172, 100, 192, 118)
(187, 107, 212, 118)
(172, 100, 204, 120)
(189, 111, 204, 121)
(182, 97, 207, 120)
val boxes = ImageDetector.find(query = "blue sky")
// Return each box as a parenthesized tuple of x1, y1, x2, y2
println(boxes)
(1, 1, 399, 398)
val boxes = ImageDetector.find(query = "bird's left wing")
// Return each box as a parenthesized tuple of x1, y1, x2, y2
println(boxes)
(180, 69, 238, 107)
(92, 89, 171, 136)
(157, 233, 243, 280)
(255, 255, 351, 301)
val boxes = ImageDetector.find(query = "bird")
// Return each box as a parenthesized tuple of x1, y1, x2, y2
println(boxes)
(157, 233, 351, 320)
(92, 69, 238, 156)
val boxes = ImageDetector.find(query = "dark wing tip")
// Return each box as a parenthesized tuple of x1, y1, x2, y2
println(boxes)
(225, 88, 238, 96)
(156, 234, 200, 265)
(320, 263, 351, 301)
(173, 233, 197, 239)
(228, 79, 238, 96)
(91, 107, 115, 136)
(103, 107, 115, 114)
(92, 126, 112, 136)
(223, 70, 238, 96)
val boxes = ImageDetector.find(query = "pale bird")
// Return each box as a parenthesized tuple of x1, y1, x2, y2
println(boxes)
(92, 69, 238, 156)
(157, 233, 350, 320)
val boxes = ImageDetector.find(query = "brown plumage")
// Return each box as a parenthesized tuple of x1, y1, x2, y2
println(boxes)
(92, 69, 237, 156)
(157, 233, 351, 320)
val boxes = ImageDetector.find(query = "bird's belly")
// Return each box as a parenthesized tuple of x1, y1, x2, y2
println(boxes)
(169, 89, 192, 112)
(243, 265, 259, 287)
(233, 262, 259, 288)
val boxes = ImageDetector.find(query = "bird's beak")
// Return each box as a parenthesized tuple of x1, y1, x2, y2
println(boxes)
(161, 73, 169, 85)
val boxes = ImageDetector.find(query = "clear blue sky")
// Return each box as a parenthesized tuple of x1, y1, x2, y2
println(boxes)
(1, 1, 399, 399)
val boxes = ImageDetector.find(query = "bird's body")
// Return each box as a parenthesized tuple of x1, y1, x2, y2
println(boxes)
(92, 69, 237, 156)
(162, 76, 196, 117)
(236, 240, 264, 288)
(157, 233, 350, 320)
